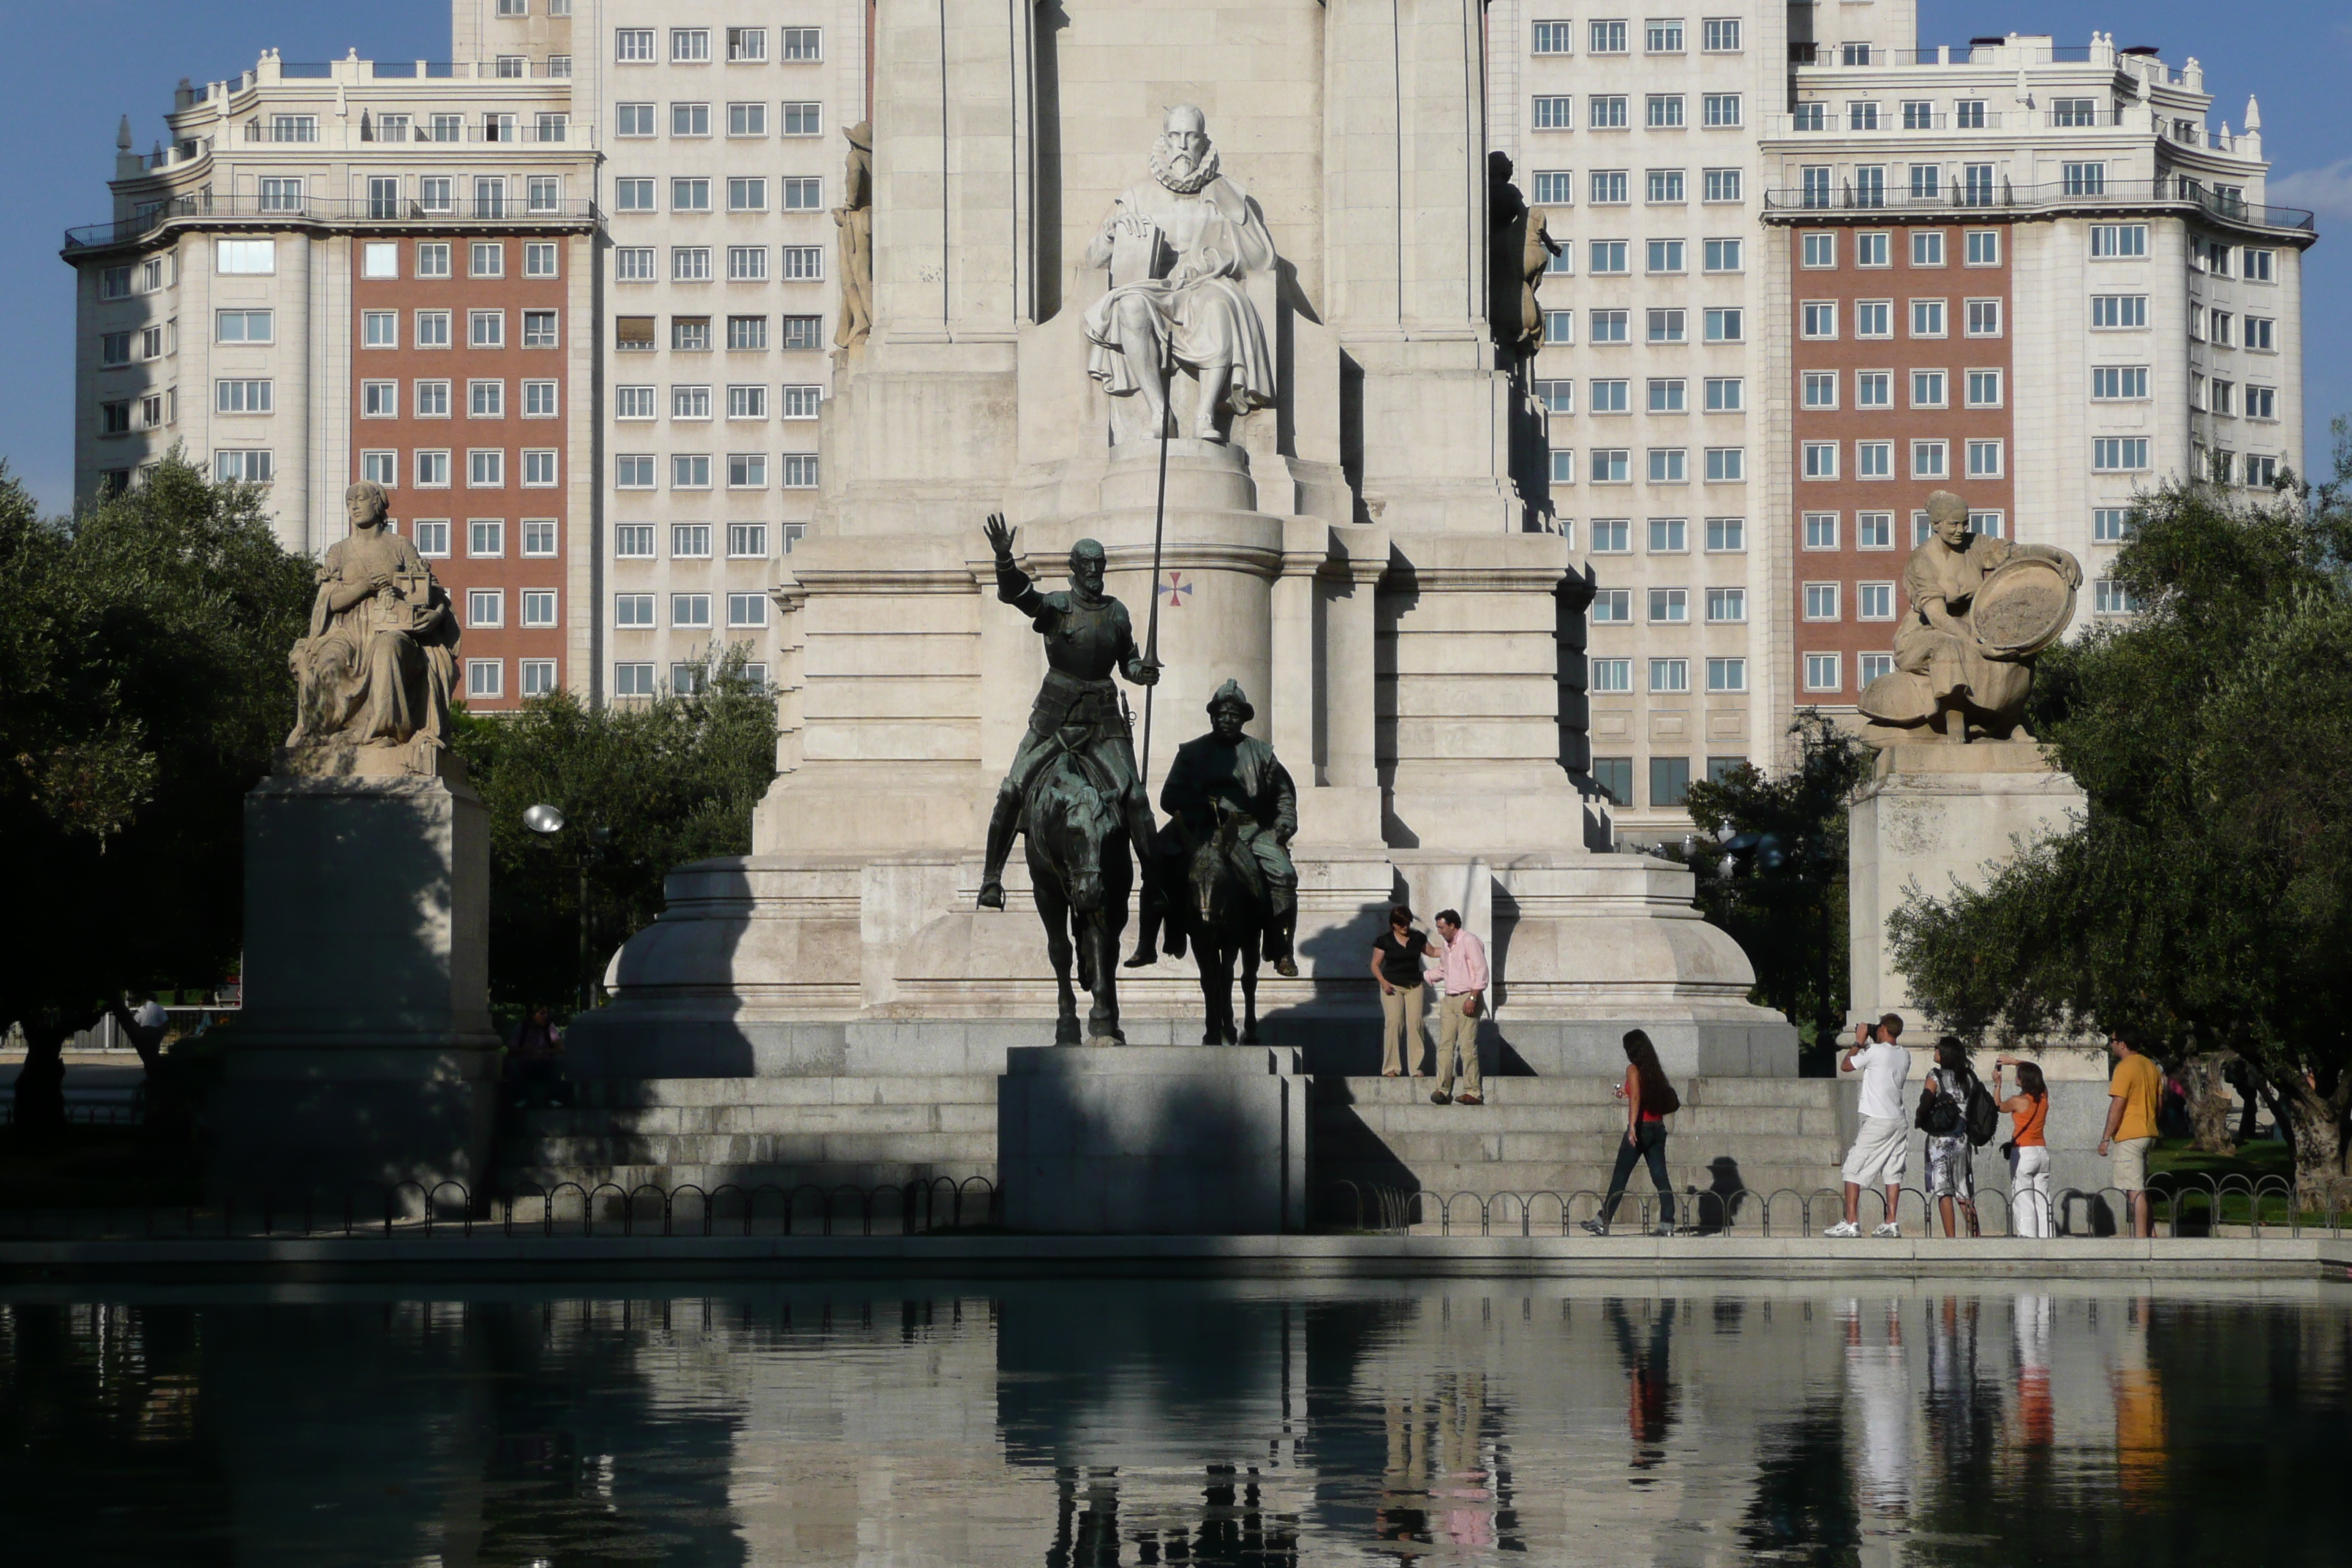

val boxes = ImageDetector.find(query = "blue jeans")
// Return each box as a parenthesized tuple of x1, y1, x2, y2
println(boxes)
(1601, 1121, 1673, 1226)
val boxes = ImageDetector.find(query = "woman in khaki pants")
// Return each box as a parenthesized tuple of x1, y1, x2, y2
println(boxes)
(1370, 905, 1432, 1077)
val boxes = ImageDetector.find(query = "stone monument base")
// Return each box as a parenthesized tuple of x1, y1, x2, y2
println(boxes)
(1849, 740, 2087, 1039)
(998, 1047, 1309, 1234)
(211, 766, 500, 1202)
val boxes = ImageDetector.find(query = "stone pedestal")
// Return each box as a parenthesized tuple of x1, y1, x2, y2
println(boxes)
(1849, 741, 2087, 1037)
(998, 1047, 1308, 1234)
(210, 762, 500, 1200)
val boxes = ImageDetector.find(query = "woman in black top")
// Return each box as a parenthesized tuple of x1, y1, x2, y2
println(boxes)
(1368, 905, 1432, 1077)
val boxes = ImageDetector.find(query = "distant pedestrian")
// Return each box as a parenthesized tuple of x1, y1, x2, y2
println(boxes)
(2098, 1032, 2161, 1237)
(1583, 1029, 1682, 1236)
(1916, 1037, 1980, 1238)
(1369, 906, 1432, 1078)
(1994, 1056, 2052, 1238)
(1424, 910, 1488, 1107)
(1826, 1014, 1910, 1237)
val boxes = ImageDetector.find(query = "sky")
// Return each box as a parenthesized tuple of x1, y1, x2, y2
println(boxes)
(2, 1, 2346, 513)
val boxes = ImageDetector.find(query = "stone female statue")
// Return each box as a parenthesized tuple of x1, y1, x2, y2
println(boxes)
(287, 481, 458, 754)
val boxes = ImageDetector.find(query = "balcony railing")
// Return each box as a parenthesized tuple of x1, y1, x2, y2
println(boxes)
(1760, 176, 2315, 233)
(64, 194, 600, 252)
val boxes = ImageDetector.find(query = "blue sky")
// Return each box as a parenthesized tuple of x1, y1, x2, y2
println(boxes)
(3, 1, 2346, 513)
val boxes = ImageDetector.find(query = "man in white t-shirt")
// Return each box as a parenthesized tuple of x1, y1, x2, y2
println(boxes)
(1826, 1014, 1911, 1237)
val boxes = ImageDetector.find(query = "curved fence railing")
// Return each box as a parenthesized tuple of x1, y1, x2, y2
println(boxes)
(1317, 1178, 2352, 1240)
(0, 1178, 1002, 1242)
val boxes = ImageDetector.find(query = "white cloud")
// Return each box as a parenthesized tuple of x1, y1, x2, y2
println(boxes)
(2269, 159, 2352, 221)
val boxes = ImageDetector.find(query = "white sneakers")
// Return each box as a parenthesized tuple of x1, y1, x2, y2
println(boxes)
(1872, 1223, 1902, 1238)
(1823, 1220, 1904, 1238)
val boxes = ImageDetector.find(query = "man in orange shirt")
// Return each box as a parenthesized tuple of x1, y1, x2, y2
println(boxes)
(2097, 1033, 2163, 1237)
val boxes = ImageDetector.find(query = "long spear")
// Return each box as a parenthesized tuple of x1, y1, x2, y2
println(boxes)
(1137, 330, 1177, 783)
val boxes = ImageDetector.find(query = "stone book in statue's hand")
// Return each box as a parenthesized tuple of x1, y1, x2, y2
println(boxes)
(1107, 217, 1167, 289)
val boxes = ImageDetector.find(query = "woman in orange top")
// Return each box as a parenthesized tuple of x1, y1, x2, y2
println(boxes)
(1994, 1057, 2051, 1237)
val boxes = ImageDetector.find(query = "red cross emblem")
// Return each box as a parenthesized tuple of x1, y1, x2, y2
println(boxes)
(1157, 571, 1194, 608)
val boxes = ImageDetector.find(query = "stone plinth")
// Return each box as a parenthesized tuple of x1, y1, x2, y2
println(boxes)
(998, 1047, 1308, 1234)
(210, 766, 500, 1199)
(1849, 742, 2087, 1036)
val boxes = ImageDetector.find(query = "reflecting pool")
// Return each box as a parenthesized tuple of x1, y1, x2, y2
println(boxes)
(2, 1277, 2346, 1564)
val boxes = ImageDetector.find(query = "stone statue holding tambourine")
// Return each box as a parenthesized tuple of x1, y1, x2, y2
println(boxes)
(1859, 489, 2083, 747)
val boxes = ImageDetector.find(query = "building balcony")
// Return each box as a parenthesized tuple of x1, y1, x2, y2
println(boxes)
(1759, 176, 2313, 235)
(64, 194, 600, 253)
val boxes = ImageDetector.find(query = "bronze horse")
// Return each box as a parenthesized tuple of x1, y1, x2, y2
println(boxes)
(1167, 800, 1273, 1044)
(1022, 738, 1134, 1045)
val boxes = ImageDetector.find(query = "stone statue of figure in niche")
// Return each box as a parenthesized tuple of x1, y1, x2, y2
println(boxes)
(1082, 105, 1278, 445)
(286, 481, 459, 764)
(1859, 489, 2084, 747)
(831, 120, 872, 361)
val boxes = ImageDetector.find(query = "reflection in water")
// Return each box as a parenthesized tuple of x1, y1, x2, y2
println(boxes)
(0, 1279, 2346, 1564)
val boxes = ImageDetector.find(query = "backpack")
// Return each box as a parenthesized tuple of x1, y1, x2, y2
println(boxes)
(1964, 1074, 2000, 1148)
(1916, 1077, 1964, 1138)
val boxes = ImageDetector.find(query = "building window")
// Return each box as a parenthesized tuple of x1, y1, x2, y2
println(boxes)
(671, 454, 713, 489)
(614, 663, 657, 698)
(1705, 657, 1747, 694)
(467, 589, 505, 627)
(470, 380, 505, 419)
(1648, 377, 1686, 413)
(1853, 301, 1891, 339)
(727, 26, 767, 61)
(1646, 18, 1684, 52)
(1542, 311, 1575, 347)
(728, 246, 771, 282)
(1857, 442, 1893, 480)
(1647, 94, 1684, 129)
(740, 316, 785, 350)
(782, 177, 823, 211)
(614, 524, 655, 558)
(1967, 440, 2004, 479)
(727, 453, 769, 488)
(671, 593, 714, 629)
(728, 522, 770, 558)
(1803, 653, 1841, 693)
(412, 520, 450, 557)
(1703, 308, 1742, 343)
(214, 379, 272, 415)
(467, 660, 505, 701)
(415, 451, 451, 487)
(671, 178, 713, 213)
(1590, 757, 1634, 806)
(1705, 587, 1746, 623)
(1591, 589, 1632, 624)
(1590, 241, 1627, 275)
(1589, 20, 1628, 53)
(1910, 440, 1948, 480)
(1802, 513, 1839, 550)
(1647, 309, 1685, 344)
(1848, 101, 1880, 132)
(1910, 370, 1947, 410)
(1646, 170, 1686, 204)
(1705, 377, 1743, 412)
(1856, 372, 1893, 409)
(521, 380, 558, 419)
(1703, 94, 1741, 128)
(1648, 448, 1687, 483)
(1650, 755, 1691, 808)
(1649, 659, 1690, 694)
(521, 660, 557, 697)
(2093, 437, 2151, 472)
(215, 309, 272, 344)
(1549, 451, 1577, 485)
(727, 592, 769, 628)
(1966, 369, 2003, 409)
(469, 520, 506, 559)
(523, 519, 557, 556)
(467, 310, 503, 349)
(2062, 162, 2106, 197)
(673, 317, 712, 351)
(1591, 658, 1631, 693)
(780, 28, 822, 61)
(521, 591, 557, 629)
(615, 593, 657, 628)
(615, 455, 655, 488)
(1857, 582, 1896, 622)
(1647, 517, 1688, 554)
(671, 28, 711, 63)
(362, 311, 399, 349)
(672, 246, 713, 283)
(1909, 299, 1947, 338)
(1801, 372, 1837, 410)
(522, 450, 558, 487)
(1801, 445, 1838, 481)
(781, 316, 825, 352)
(728, 385, 769, 420)
(1590, 519, 1631, 553)
(1531, 20, 1575, 54)
(616, 179, 655, 212)
(1591, 170, 1629, 204)
(361, 451, 396, 486)
(1705, 517, 1744, 553)
(1703, 238, 1743, 274)
(1647, 239, 1685, 276)
(728, 178, 768, 213)
(783, 453, 821, 488)
(2090, 293, 2151, 328)
(1803, 582, 1840, 621)
(1530, 171, 1575, 207)
(1704, 448, 1744, 482)
(2093, 579, 2141, 616)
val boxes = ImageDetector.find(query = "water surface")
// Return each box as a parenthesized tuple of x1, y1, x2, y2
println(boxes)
(2, 1276, 2344, 1564)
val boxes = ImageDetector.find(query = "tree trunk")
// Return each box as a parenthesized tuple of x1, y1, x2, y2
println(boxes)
(10, 1022, 69, 1134)
(2181, 1055, 2236, 1156)
(2277, 1080, 2352, 1211)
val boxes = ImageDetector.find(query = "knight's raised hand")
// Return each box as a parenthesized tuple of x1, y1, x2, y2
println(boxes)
(982, 512, 1017, 560)
(1132, 658, 1162, 687)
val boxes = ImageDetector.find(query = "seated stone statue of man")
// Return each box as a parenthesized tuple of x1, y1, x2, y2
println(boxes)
(1129, 681, 1300, 978)
(1861, 489, 2082, 745)
(1082, 104, 1278, 444)
(977, 513, 1162, 911)
(287, 481, 458, 753)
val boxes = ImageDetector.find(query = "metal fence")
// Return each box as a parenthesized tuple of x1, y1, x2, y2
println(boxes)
(0, 1178, 1001, 1243)
(1321, 1176, 2352, 1240)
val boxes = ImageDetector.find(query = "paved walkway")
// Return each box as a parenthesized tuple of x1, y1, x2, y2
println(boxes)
(1, 1232, 2345, 1283)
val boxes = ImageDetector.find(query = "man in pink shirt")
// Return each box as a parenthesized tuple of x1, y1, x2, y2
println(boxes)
(1424, 909, 1489, 1105)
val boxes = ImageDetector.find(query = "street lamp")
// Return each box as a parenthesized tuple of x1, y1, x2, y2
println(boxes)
(524, 804, 611, 1012)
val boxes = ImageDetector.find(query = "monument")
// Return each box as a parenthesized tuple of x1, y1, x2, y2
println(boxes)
(211, 481, 498, 1199)
(1850, 491, 2089, 1036)
(559, 3, 1797, 1229)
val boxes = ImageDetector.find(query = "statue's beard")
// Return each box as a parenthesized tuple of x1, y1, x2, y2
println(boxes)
(1151, 140, 1221, 195)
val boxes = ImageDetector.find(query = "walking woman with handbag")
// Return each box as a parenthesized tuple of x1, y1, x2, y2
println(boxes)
(1583, 1030, 1682, 1236)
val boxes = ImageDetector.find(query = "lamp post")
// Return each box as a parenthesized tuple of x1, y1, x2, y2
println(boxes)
(524, 804, 614, 1013)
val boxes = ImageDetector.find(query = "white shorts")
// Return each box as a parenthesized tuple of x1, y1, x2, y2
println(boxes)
(1842, 1115, 1910, 1188)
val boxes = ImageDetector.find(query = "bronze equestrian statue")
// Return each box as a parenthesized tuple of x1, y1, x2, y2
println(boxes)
(1130, 682, 1300, 1042)
(979, 513, 1161, 1043)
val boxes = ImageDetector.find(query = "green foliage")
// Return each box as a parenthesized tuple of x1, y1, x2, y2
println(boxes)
(450, 650, 777, 1012)
(1680, 712, 1872, 1049)
(0, 454, 313, 1056)
(1888, 448, 2352, 1189)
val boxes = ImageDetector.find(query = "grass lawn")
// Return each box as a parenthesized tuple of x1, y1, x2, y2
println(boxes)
(2146, 1136, 2322, 1227)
